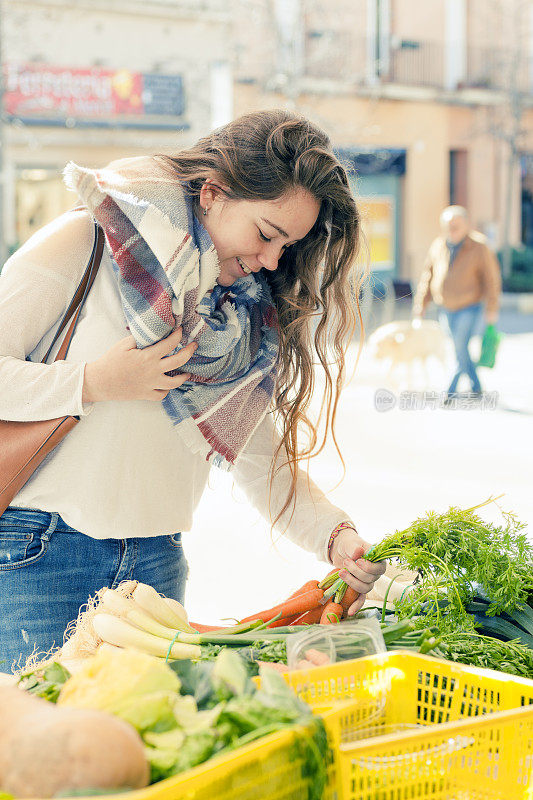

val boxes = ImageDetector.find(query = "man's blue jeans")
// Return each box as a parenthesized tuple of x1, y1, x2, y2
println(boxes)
(439, 302, 483, 393)
(0, 506, 188, 670)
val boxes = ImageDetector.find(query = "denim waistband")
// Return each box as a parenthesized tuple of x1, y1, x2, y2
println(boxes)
(3, 507, 183, 541)
(2, 506, 79, 533)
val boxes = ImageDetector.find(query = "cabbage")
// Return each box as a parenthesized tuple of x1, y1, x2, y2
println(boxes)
(56, 645, 327, 793)
(58, 646, 180, 731)
(211, 648, 249, 697)
(172, 694, 222, 733)
(143, 728, 186, 778)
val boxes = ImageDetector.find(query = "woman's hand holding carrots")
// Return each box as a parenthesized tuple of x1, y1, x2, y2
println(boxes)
(329, 532, 387, 616)
(238, 538, 386, 627)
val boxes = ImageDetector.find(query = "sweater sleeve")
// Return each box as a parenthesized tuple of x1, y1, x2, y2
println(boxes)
(412, 244, 435, 316)
(481, 245, 502, 315)
(0, 210, 96, 422)
(232, 411, 354, 563)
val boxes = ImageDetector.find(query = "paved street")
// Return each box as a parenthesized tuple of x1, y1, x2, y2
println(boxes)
(183, 301, 533, 626)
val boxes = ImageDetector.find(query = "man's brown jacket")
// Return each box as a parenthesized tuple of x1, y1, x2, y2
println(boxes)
(413, 232, 501, 315)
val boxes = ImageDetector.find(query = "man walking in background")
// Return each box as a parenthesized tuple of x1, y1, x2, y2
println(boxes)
(413, 205, 502, 399)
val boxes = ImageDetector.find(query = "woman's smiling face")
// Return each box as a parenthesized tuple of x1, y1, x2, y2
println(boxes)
(198, 182, 321, 287)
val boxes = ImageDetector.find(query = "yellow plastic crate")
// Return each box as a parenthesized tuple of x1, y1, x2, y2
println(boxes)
(28, 651, 533, 800)
(284, 651, 533, 800)
(80, 712, 342, 800)
(28, 713, 341, 800)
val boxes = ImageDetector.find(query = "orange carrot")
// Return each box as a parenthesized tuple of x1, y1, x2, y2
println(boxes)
(286, 580, 319, 600)
(320, 601, 343, 624)
(189, 622, 226, 632)
(339, 586, 359, 612)
(292, 606, 323, 625)
(239, 587, 324, 625)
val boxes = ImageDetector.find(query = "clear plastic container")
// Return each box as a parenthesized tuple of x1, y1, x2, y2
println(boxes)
(286, 616, 386, 671)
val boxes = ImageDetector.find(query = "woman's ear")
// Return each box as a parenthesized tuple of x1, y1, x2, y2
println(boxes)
(199, 179, 230, 211)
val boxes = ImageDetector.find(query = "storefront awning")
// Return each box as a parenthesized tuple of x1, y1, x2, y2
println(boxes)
(335, 148, 407, 176)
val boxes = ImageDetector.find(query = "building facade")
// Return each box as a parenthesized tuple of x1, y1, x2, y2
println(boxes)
(1, 0, 232, 252)
(231, 0, 533, 287)
(3, 0, 533, 290)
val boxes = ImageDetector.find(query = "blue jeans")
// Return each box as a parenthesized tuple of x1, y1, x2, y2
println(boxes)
(439, 303, 483, 394)
(0, 507, 188, 670)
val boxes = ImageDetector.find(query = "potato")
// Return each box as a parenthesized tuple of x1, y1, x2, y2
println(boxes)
(0, 686, 149, 797)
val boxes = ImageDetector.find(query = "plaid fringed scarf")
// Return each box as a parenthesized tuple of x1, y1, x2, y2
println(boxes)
(64, 155, 279, 469)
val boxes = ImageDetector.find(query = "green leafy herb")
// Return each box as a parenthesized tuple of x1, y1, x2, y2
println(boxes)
(198, 640, 288, 673)
(292, 718, 329, 800)
(367, 497, 533, 631)
(364, 498, 533, 678)
(436, 633, 533, 679)
(18, 661, 71, 703)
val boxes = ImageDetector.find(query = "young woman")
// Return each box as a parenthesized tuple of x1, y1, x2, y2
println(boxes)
(0, 109, 385, 667)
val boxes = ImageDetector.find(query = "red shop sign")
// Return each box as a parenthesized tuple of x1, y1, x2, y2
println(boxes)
(4, 63, 147, 118)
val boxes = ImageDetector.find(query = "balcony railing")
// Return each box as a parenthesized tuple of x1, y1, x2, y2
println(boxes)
(303, 35, 533, 95)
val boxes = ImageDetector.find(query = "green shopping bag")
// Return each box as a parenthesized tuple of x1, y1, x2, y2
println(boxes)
(477, 324, 502, 368)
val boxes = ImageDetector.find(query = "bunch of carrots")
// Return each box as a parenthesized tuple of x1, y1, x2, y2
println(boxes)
(237, 570, 357, 628)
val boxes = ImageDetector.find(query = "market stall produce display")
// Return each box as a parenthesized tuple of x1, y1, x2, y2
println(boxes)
(14, 497, 533, 680)
(6, 647, 328, 797)
(3, 496, 533, 799)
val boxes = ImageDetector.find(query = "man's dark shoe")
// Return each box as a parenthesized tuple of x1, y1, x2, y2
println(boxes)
(442, 393, 457, 407)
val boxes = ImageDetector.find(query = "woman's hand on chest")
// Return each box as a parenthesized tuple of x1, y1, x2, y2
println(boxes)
(82, 325, 197, 403)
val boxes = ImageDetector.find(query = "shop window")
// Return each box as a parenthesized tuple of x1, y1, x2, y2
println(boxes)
(16, 169, 73, 248)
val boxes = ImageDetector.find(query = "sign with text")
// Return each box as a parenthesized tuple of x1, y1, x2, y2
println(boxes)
(4, 63, 185, 121)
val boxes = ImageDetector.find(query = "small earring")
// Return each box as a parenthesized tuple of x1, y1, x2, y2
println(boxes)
(203, 207, 207, 216)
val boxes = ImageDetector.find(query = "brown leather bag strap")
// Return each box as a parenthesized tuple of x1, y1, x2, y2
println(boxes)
(42, 222, 105, 364)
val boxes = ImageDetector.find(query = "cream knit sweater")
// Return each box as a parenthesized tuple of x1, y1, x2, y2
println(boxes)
(0, 210, 349, 561)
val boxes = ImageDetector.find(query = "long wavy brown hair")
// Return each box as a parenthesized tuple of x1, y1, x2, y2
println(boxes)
(158, 109, 366, 530)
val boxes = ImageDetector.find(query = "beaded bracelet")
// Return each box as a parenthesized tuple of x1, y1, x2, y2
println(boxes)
(327, 521, 358, 561)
